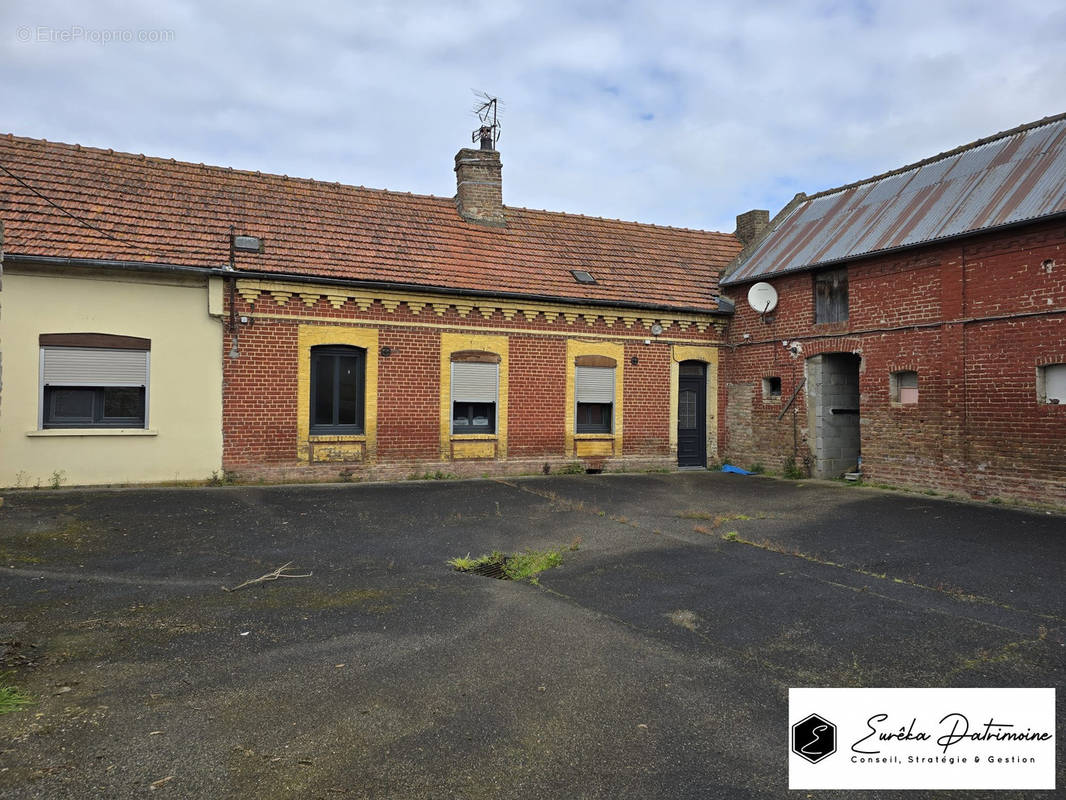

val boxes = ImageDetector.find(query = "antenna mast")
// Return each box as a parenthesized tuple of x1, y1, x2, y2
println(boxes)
(471, 92, 501, 150)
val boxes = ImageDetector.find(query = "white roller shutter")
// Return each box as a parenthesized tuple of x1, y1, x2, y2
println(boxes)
(575, 366, 615, 403)
(42, 347, 149, 387)
(452, 362, 498, 403)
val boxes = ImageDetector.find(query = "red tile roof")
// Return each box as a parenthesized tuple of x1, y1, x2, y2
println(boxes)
(0, 134, 739, 311)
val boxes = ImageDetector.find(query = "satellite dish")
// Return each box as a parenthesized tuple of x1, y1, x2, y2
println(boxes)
(747, 282, 779, 314)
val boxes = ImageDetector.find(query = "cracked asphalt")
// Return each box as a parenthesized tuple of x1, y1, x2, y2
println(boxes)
(0, 472, 1063, 799)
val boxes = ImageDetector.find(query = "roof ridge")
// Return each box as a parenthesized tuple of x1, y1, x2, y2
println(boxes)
(506, 203, 733, 237)
(0, 131, 734, 237)
(0, 132, 459, 204)
(804, 111, 1066, 203)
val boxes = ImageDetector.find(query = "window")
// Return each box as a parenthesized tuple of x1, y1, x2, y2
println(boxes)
(451, 352, 499, 434)
(39, 334, 150, 429)
(762, 376, 782, 401)
(1037, 364, 1066, 404)
(891, 370, 919, 405)
(575, 357, 616, 433)
(310, 346, 365, 434)
(814, 269, 848, 323)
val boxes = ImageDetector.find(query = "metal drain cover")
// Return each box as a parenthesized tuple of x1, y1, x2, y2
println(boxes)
(469, 558, 509, 580)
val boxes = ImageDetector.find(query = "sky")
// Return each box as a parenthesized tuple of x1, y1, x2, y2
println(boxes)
(2, 0, 1064, 233)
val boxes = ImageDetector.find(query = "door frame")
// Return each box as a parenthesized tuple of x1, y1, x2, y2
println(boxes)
(677, 361, 707, 466)
(669, 345, 719, 467)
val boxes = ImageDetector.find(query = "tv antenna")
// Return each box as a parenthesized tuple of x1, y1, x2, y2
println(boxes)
(471, 91, 501, 149)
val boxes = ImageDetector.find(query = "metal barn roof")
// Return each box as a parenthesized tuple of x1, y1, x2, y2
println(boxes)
(723, 113, 1066, 286)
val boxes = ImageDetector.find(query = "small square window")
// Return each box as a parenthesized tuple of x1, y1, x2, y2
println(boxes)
(570, 270, 597, 285)
(890, 370, 919, 405)
(1037, 363, 1066, 404)
(762, 376, 781, 401)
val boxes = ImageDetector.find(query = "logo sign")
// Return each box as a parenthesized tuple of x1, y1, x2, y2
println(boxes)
(789, 688, 1055, 790)
(792, 713, 836, 763)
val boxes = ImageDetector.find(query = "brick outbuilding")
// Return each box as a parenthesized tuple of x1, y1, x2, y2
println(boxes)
(719, 113, 1066, 506)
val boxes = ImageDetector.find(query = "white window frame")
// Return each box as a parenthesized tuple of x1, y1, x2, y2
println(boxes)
(1037, 363, 1066, 405)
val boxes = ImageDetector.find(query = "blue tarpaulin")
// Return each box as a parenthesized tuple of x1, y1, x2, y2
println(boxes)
(721, 464, 752, 475)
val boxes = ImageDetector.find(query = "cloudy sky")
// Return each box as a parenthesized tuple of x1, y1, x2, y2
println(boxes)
(2, 0, 1064, 233)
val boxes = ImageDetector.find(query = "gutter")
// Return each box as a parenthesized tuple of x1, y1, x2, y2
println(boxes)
(7, 253, 733, 317)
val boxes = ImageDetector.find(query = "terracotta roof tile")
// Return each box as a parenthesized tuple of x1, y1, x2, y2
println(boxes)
(0, 134, 740, 310)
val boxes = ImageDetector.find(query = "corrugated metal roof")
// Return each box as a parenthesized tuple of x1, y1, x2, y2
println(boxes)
(723, 113, 1066, 286)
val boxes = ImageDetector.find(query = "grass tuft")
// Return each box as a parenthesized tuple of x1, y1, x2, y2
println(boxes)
(0, 673, 32, 715)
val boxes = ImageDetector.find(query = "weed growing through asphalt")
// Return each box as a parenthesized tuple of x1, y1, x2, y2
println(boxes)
(555, 462, 586, 475)
(447, 547, 565, 584)
(49, 470, 66, 490)
(504, 549, 563, 582)
(208, 469, 239, 486)
(408, 470, 459, 481)
(0, 673, 32, 714)
(446, 552, 502, 571)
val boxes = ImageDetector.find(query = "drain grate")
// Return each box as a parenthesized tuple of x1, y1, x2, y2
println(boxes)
(468, 557, 509, 580)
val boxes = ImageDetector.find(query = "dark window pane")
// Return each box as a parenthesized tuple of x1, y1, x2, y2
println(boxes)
(53, 388, 94, 420)
(313, 355, 335, 426)
(452, 402, 494, 433)
(337, 357, 358, 425)
(102, 387, 144, 419)
(310, 346, 365, 434)
(576, 402, 611, 433)
(679, 390, 697, 429)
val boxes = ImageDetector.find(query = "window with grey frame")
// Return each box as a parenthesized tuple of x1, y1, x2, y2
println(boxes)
(575, 361, 615, 433)
(310, 345, 365, 435)
(814, 268, 848, 323)
(39, 334, 150, 429)
(451, 353, 499, 434)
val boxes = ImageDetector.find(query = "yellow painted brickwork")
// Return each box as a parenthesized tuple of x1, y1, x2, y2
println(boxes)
(565, 339, 624, 457)
(297, 325, 379, 463)
(439, 332, 509, 461)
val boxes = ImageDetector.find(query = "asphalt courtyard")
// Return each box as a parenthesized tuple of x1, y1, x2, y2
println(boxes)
(0, 472, 1063, 799)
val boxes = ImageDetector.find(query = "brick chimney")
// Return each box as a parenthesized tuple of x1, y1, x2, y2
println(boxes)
(735, 209, 770, 248)
(454, 128, 505, 226)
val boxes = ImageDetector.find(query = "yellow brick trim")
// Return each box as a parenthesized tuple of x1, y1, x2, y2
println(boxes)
(565, 339, 624, 457)
(670, 345, 720, 463)
(236, 279, 722, 335)
(440, 332, 509, 461)
(297, 325, 379, 463)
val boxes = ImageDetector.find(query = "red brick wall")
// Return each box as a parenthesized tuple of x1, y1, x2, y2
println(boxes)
(623, 341, 672, 455)
(221, 288, 718, 472)
(222, 320, 299, 466)
(719, 218, 1066, 505)
(508, 335, 567, 457)
(377, 328, 440, 462)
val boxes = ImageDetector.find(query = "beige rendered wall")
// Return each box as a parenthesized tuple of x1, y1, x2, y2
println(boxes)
(0, 268, 223, 487)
